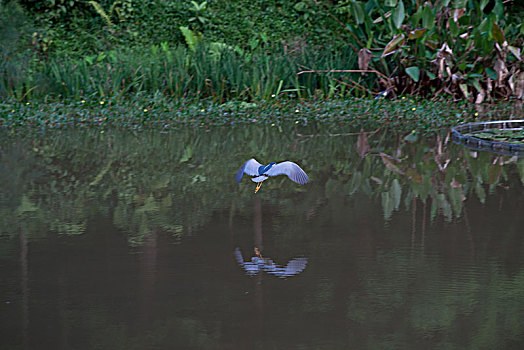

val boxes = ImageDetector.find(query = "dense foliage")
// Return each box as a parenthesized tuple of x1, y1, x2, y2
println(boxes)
(1, 0, 523, 103)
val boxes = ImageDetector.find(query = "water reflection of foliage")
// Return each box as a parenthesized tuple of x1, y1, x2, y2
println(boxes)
(345, 251, 524, 349)
(0, 125, 523, 244)
(1, 126, 523, 349)
(340, 132, 524, 222)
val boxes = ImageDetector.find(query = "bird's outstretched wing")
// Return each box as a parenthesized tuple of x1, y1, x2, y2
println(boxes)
(283, 258, 308, 277)
(266, 258, 308, 278)
(266, 161, 309, 184)
(235, 158, 262, 183)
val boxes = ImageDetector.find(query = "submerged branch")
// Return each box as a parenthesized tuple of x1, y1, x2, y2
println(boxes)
(296, 127, 381, 138)
(297, 68, 389, 80)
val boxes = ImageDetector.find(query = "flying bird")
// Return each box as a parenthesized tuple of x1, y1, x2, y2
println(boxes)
(235, 158, 309, 193)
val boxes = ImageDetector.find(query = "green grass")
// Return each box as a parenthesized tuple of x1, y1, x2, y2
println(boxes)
(2, 44, 368, 102)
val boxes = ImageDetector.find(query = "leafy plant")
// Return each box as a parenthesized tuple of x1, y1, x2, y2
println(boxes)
(180, 26, 202, 52)
(0, 0, 32, 100)
(188, 1, 209, 25)
(323, 0, 523, 101)
(87, 1, 128, 26)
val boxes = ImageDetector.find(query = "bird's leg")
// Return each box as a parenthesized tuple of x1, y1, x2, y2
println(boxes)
(254, 247, 263, 258)
(254, 180, 264, 193)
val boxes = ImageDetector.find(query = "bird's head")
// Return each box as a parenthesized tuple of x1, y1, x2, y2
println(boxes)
(269, 162, 276, 166)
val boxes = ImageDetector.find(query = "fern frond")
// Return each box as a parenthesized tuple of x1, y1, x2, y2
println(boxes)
(88, 1, 113, 26)
(109, 1, 125, 22)
(180, 26, 202, 52)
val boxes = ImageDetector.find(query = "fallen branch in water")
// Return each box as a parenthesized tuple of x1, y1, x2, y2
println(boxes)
(297, 67, 389, 80)
(296, 127, 381, 138)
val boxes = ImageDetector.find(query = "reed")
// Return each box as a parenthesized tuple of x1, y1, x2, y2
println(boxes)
(2, 44, 364, 102)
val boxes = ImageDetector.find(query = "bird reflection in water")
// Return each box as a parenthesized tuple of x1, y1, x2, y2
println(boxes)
(234, 247, 307, 278)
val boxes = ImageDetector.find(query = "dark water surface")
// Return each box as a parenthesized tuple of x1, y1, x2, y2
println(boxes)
(1, 125, 523, 349)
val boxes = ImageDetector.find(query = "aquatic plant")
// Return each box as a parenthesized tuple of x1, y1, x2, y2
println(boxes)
(2, 95, 521, 136)
(1, 42, 362, 101)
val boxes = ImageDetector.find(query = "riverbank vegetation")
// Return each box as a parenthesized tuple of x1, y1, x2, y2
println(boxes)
(2, 0, 523, 105)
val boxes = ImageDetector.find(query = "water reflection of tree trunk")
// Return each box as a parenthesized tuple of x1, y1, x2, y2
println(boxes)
(254, 198, 262, 250)
(253, 198, 264, 340)
(139, 231, 157, 326)
(411, 197, 416, 253)
(462, 205, 476, 259)
(58, 265, 69, 350)
(410, 198, 429, 257)
(19, 230, 28, 350)
(421, 199, 426, 255)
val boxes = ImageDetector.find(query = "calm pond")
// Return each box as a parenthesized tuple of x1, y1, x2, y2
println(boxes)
(1, 124, 523, 349)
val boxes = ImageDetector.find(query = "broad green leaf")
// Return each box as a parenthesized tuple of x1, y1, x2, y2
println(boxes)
(404, 131, 418, 142)
(480, 0, 490, 11)
(485, 67, 497, 80)
(438, 193, 452, 222)
(471, 79, 482, 93)
(488, 163, 501, 184)
(348, 171, 362, 195)
(492, 23, 505, 44)
(391, 179, 402, 210)
(493, 0, 504, 19)
(294, 2, 307, 11)
(179, 145, 193, 163)
(410, 5, 423, 26)
(406, 66, 420, 82)
(408, 28, 426, 40)
(507, 46, 521, 60)
(16, 195, 39, 215)
(352, 1, 365, 25)
(385, 0, 398, 7)
(422, 5, 435, 30)
(459, 83, 469, 99)
(249, 38, 259, 50)
(478, 15, 494, 34)
(381, 33, 405, 57)
(453, 0, 466, 9)
(449, 187, 463, 217)
(180, 26, 198, 52)
(430, 196, 438, 221)
(382, 191, 394, 220)
(518, 159, 524, 183)
(475, 181, 486, 204)
(448, 18, 459, 37)
(392, 0, 405, 29)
